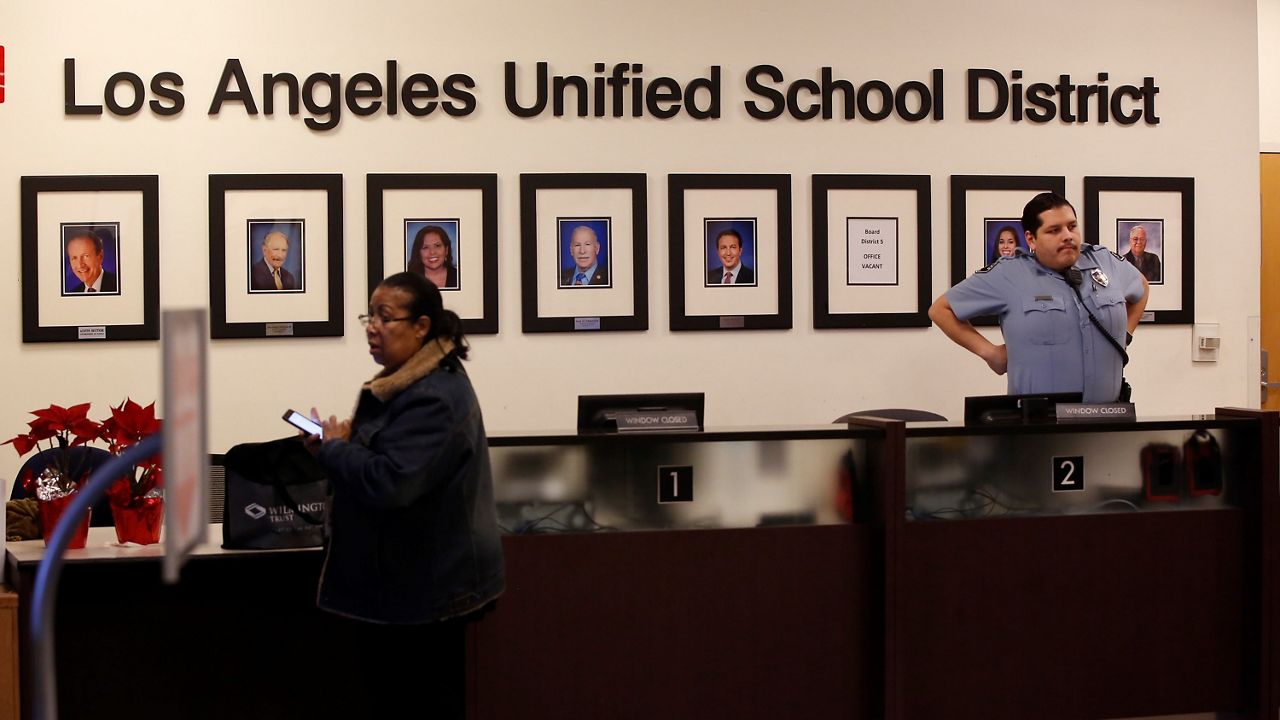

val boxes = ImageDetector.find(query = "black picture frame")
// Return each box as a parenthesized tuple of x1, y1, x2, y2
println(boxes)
(367, 174, 499, 334)
(950, 174, 1066, 326)
(209, 174, 344, 339)
(520, 173, 648, 333)
(1083, 176, 1195, 325)
(812, 174, 931, 329)
(668, 174, 792, 331)
(21, 175, 160, 343)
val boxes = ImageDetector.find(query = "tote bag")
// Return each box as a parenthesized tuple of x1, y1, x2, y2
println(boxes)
(221, 435, 328, 550)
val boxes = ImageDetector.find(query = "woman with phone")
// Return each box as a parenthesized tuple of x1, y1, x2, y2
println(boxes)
(305, 271, 503, 717)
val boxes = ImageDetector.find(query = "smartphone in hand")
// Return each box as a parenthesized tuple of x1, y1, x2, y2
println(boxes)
(283, 409, 323, 438)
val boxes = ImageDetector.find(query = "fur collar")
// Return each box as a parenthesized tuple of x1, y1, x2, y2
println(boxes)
(366, 337, 455, 403)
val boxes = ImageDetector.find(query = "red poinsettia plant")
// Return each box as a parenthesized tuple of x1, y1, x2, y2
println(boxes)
(2, 403, 104, 500)
(98, 399, 164, 509)
(4, 400, 164, 507)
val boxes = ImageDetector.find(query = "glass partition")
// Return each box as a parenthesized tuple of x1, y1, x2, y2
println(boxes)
(903, 420, 1249, 520)
(489, 428, 870, 533)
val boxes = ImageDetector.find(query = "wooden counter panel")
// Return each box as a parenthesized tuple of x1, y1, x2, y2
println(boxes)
(471, 524, 872, 720)
(898, 510, 1246, 719)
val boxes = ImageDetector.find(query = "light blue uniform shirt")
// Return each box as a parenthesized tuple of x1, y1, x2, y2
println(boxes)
(946, 245, 1145, 403)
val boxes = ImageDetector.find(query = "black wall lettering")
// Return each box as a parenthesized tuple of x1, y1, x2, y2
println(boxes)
(104, 71, 145, 115)
(856, 80, 893, 121)
(787, 78, 821, 120)
(209, 59, 259, 115)
(1025, 83, 1056, 122)
(1111, 85, 1143, 125)
(442, 73, 477, 116)
(645, 77, 681, 118)
(967, 68, 1007, 120)
(149, 71, 185, 116)
(685, 66, 720, 119)
(345, 72, 383, 116)
(263, 73, 300, 115)
(1141, 77, 1160, 124)
(301, 72, 340, 131)
(895, 80, 931, 121)
(385, 60, 399, 116)
(744, 65, 785, 120)
(505, 61, 546, 117)
(1054, 75, 1077, 123)
(553, 74, 587, 117)
(821, 67, 855, 120)
(402, 73, 439, 116)
(64, 59, 103, 115)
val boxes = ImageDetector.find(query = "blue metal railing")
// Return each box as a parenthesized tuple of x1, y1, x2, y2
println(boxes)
(29, 432, 163, 720)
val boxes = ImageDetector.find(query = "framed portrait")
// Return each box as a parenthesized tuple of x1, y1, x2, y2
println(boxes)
(404, 220, 460, 289)
(703, 219, 758, 288)
(983, 219, 1028, 265)
(1116, 219, 1164, 285)
(246, 220, 305, 294)
(520, 173, 648, 333)
(557, 218, 613, 288)
(950, 175, 1066, 325)
(367, 174, 498, 334)
(669, 174, 792, 331)
(1084, 176, 1194, 324)
(209, 174, 343, 339)
(812, 174, 931, 329)
(21, 175, 159, 343)
(61, 223, 122, 296)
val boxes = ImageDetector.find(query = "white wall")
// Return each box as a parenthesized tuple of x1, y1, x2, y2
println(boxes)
(0, 0, 1262, 481)
(1262, 0, 1280, 150)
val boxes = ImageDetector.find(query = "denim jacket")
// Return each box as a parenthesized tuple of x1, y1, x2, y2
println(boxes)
(316, 338, 505, 624)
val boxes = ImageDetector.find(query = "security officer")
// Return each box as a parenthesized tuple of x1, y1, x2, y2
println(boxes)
(929, 192, 1149, 403)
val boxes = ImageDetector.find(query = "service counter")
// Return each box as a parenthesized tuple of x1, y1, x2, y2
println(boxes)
(3, 412, 1277, 719)
(874, 411, 1275, 719)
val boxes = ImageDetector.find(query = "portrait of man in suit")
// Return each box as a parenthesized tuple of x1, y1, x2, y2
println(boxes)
(248, 221, 304, 293)
(705, 220, 757, 287)
(1117, 220, 1163, 284)
(558, 219, 611, 288)
(62, 224, 120, 295)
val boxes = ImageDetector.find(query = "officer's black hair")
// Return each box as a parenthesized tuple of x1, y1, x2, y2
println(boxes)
(1021, 192, 1077, 237)
(377, 271, 469, 364)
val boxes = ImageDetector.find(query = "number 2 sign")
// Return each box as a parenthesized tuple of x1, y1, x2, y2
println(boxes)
(1052, 456, 1085, 493)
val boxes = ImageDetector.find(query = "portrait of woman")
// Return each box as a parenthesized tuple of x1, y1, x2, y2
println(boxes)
(995, 225, 1019, 258)
(306, 271, 503, 716)
(983, 219, 1027, 265)
(405, 222, 460, 290)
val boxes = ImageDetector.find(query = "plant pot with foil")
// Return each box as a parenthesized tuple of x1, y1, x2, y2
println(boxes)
(35, 482, 92, 549)
(100, 399, 164, 545)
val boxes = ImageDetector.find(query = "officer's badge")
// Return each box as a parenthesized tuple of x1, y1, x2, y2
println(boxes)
(1091, 268, 1110, 287)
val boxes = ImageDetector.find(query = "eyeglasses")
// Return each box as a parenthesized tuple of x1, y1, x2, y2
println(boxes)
(357, 314, 415, 328)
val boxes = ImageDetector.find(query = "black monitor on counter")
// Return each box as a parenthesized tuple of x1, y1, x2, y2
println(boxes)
(964, 392, 1083, 425)
(576, 393, 705, 433)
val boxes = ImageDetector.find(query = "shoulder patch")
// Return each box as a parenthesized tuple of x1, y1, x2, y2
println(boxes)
(1083, 243, 1125, 263)
(975, 254, 1021, 274)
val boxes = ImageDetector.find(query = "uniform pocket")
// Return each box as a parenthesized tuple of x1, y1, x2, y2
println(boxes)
(1091, 290, 1128, 338)
(1021, 296, 1070, 345)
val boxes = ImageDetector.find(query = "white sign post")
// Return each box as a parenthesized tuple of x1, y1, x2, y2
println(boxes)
(162, 309, 209, 584)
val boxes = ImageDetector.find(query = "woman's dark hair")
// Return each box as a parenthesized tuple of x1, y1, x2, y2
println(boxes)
(378, 271, 469, 364)
(406, 226, 455, 276)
